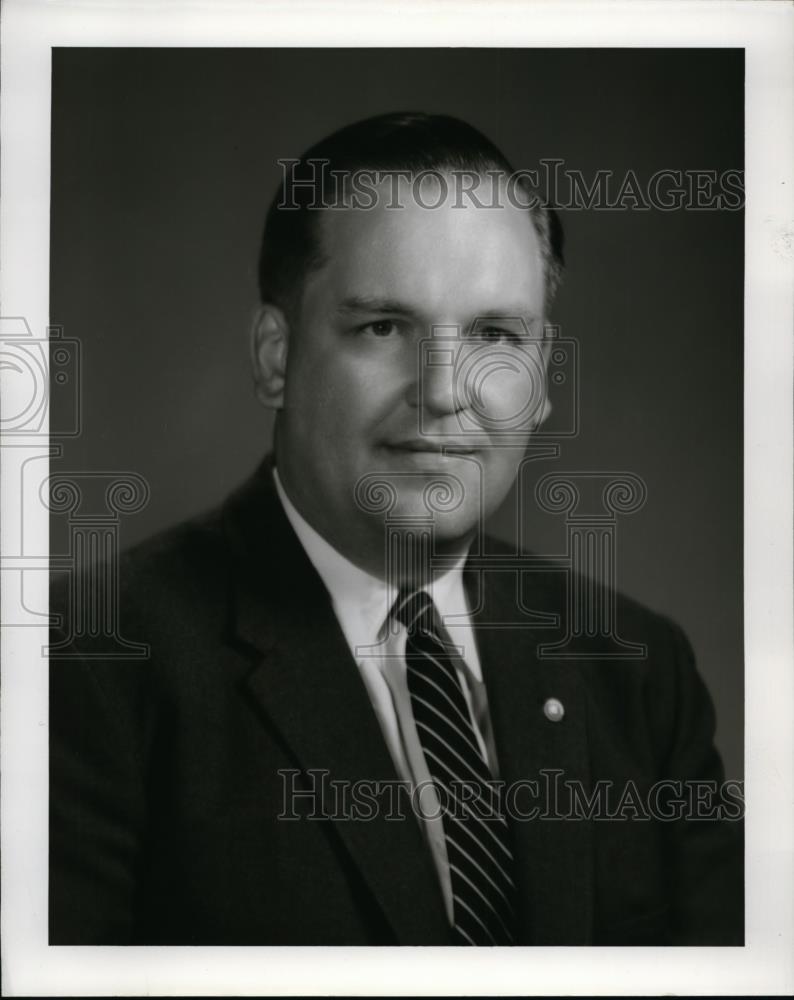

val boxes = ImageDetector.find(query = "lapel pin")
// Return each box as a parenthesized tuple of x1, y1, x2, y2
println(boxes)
(543, 697, 565, 722)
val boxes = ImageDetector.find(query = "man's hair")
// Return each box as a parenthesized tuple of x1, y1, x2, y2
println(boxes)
(257, 112, 565, 318)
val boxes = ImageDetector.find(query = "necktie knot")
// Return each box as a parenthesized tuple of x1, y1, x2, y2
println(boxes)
(392, 588, 436, 637)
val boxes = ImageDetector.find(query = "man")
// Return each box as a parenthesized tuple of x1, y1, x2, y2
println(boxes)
(49, 112, 743, 946)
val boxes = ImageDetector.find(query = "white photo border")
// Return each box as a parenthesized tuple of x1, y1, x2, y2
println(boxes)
(2, 0, 792, 995)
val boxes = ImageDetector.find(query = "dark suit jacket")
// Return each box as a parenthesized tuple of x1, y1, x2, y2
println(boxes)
(49, 457, 743, 945)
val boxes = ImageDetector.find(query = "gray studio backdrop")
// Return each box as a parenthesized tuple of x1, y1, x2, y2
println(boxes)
(50, 48, 744, 781)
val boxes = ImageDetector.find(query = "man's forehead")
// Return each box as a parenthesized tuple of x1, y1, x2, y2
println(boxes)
(311, 189, 543, 314)
(326, 172, 537, 233)
(324, 168, 532, 239)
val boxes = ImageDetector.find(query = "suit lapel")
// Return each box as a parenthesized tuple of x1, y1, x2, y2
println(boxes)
(223, 460, 451, 944)
(467, 560, 595, 945)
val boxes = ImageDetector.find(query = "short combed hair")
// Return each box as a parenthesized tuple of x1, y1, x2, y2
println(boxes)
(257, 111, 565, 317)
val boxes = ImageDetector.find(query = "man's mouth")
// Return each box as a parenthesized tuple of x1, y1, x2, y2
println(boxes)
(386, 440, 480, 456)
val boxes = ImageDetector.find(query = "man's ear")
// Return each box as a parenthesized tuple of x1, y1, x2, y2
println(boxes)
(251, 303, 290, 409)
(535, 331, 553, 428)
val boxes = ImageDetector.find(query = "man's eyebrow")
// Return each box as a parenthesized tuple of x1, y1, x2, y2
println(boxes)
(336, 297, 541, 324)
(336, 296, 420, 316)
(474, 309, 541, 323)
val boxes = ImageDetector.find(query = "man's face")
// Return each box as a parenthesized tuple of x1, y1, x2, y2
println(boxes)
(274, 175, 548, 572)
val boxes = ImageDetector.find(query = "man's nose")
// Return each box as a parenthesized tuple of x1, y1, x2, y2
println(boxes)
(409, 335, 466, 417)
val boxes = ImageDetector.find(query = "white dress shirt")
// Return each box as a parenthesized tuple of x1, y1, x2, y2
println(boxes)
(272, 468, 499, 921)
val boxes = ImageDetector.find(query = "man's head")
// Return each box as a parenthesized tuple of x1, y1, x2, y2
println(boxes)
(252, 112, 565, 577)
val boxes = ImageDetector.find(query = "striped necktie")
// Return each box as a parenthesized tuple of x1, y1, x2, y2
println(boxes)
(393, 588, 517, 946)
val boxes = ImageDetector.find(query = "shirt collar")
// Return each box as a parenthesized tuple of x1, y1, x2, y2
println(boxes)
(272, 467, 472, 653)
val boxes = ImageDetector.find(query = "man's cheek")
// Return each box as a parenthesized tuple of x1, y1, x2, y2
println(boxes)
(479, 369, 542, 433)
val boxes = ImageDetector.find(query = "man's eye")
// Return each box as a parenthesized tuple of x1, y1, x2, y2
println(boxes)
(476, 327, 522, 344)
(359, 320, 399, 337)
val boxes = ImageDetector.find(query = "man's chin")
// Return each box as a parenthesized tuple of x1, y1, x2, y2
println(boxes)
(369, 497, 482, 544)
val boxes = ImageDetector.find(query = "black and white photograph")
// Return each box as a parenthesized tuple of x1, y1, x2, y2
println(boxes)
(1, 1, 792, 996)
